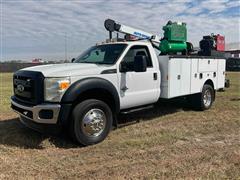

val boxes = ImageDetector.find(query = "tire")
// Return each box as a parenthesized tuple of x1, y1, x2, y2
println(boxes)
(70, 99, 113, 146)
(188, 84, 214, 111)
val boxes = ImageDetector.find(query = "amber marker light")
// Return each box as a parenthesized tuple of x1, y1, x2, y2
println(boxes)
(59, 81, 70, 90)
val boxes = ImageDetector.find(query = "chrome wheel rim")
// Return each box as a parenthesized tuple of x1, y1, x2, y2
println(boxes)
(81, 108, 106, 137)
(203, 89, 212, 107)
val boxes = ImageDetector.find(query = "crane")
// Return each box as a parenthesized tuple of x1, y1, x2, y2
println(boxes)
(104, 19, 194, 55)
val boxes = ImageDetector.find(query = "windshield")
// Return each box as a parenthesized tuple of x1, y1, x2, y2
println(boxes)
(74, 44, 127, 64)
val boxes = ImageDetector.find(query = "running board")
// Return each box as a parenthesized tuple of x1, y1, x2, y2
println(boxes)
(121, 105, 154, 114)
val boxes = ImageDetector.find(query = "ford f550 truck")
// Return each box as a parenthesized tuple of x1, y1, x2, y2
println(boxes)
(11, 20, 227, 145)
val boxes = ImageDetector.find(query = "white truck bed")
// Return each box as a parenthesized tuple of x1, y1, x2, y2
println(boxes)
(158, 55, 226, 99)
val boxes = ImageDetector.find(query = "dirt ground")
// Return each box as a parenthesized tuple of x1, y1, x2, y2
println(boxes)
(0, 72, 239, 179)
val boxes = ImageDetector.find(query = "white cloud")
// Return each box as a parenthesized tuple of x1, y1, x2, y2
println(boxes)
(199, 1, 227, 13)
(1, 0, 240, 61)
(226, 0, 240, 8)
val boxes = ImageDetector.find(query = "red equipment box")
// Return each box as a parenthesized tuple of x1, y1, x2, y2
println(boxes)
(215, 34, 225, 51)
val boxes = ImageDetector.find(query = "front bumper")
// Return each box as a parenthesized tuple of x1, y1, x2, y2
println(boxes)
(11, 98, 61, 124)
(19, 115, 63, 134)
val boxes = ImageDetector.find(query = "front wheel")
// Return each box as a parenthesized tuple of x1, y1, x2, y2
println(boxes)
(70, 99, 113, 146)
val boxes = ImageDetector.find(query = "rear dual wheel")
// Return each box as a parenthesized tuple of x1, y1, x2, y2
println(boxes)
(188, 84, 214, 110)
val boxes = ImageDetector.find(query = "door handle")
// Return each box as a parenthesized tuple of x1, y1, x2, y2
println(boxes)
(153, 73, 157, 80)
(121, 86, 129, 91)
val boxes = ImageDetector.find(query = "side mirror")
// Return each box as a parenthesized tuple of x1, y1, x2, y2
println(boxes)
(71, 58, 75, 63)
(120, 61, 128, 73)
(134, 55, 147, 72)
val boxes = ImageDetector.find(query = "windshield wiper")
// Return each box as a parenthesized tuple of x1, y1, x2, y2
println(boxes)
(78, 61, 95, 64)
(94, 62, 113, 65)
(78, 61, 112, 65)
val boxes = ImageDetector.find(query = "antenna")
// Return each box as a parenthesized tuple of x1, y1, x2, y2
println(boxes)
(64, 32, 67, 61)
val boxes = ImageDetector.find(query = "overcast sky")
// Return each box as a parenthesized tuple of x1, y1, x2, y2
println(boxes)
(1, 0, 240, 61)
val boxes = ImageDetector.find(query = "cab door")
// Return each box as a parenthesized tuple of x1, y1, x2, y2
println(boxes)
(117, 45, 159, 109)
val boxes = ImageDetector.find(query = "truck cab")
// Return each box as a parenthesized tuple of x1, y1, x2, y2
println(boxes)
(11, 41, 162, 144)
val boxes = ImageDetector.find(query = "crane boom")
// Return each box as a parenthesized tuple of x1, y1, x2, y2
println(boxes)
(104, 19, 160, 44)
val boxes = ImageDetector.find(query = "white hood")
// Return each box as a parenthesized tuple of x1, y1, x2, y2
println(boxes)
(21, 63, 114, 77)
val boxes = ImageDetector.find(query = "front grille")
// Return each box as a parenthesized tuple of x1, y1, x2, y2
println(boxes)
(14, 75, 34, 99)
(13, 71, 44, 105)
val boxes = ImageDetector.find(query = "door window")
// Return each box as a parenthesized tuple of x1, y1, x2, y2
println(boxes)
(122, 45, 153, 71)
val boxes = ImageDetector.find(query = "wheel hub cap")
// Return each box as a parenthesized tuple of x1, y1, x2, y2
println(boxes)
(203, 90, 212, 107)
(81, 109, 106, 137)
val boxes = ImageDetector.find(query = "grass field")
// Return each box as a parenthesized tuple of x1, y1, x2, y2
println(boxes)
(0, 72, 239, 179)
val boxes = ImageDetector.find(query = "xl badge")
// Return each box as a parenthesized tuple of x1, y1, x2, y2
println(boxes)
(17, 84, 24, 92)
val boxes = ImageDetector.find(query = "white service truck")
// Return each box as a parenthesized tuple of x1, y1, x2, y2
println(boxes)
(11, 20, 227, 145)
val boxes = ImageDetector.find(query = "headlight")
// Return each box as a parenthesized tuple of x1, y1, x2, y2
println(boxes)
(44, 77, 71, 102)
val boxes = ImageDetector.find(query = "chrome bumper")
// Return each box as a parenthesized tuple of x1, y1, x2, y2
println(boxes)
(11, 99, 61, 124)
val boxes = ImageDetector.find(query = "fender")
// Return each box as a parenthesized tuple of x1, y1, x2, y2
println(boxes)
(61, 77, 120, 113)
(201, 79, 215, 91)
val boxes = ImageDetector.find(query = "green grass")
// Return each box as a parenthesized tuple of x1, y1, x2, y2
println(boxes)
(0, 73, 13, 114)
(0, 72, 239, 179)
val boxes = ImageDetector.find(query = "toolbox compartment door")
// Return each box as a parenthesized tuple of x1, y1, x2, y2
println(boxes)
(198, 58, 218, 72)
(168, 58, 191, 98)
(217, 59, 226, 89)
